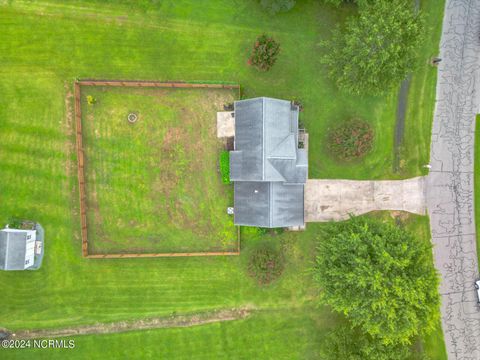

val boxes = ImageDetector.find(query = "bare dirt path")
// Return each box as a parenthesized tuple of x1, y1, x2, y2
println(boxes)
(5, 308, 252, 340)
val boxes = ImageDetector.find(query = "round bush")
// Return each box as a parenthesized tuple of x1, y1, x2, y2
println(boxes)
(247, 34, 280, 72)
(247, 244, 284, 285)
(327, 119, 374, 161)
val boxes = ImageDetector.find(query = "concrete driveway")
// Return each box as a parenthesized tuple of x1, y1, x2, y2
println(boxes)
(305, 177, 426, 222)
(427, 1, 480, 358)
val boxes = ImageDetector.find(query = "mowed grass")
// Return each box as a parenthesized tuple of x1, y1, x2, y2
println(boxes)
(0, 0, 440, 180)
(2, 309, 331, 360)
(401, 0, 445, 176)
(81, 86, 237, 253)
(0, 215, 444, 359)
(0, 0, 445, 358)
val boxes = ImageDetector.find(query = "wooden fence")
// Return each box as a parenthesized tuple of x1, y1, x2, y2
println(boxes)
(74, 80, 240, 258)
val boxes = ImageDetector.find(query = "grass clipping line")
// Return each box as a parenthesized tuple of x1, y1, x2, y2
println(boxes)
(7, 308, 253, 340)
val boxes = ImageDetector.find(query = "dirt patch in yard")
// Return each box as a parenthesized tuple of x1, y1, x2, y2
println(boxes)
(7, 308, 253, 340)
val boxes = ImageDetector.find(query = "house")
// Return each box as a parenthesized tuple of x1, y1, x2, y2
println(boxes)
(229, 97, 308, 228)
(0, 225, 44, 271)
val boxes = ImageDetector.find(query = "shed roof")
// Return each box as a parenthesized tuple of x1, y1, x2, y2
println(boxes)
(0, 229, 35, 271)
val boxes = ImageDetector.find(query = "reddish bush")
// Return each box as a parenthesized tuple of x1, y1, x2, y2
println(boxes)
(248, 34, 280, 72)
(247, 243, 284, 285)
(327, 118, 374, 161)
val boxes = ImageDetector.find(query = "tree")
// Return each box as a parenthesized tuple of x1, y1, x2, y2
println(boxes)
(322, 0, 424, 95)
(314, 217, 440, 345)
(260, 0, 296, 14)
(248, 34, 281, 72)
(322, 0, 347, 6)
(320, 325, 415, 360)
(322, 0, 367, 7)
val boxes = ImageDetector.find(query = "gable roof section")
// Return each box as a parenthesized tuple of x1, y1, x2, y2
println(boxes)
(270, 182, 304, 227)
(234, 182, 271, 227)
(234, 182, 304, 227)
(231, 98, 264, 181)
(230, 97, 305, 183)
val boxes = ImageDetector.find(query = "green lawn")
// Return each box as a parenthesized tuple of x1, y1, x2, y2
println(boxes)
(0, 0, 444, 358)
(401, 1, 445, 176)
(0, 217, 444, 360)
(2, 309, 333, 360)
(81, 86, 237, 253)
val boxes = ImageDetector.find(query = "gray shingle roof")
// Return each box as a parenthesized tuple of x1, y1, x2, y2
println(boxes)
(230, 97, 306, 183)
(230, 97, 308, 228)
(234, 182, 304, 227)
(0, 231, 28, 271)
(234, 182, 271, 227)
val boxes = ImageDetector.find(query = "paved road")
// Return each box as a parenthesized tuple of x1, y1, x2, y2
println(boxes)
(427, 1, 480, 358)
(304, 177, 426, 221)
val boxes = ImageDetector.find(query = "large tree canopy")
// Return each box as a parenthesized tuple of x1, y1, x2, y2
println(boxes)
(322, 0, 358, 6)
(323, 0, 373, 7)
(314, 217, 440, 345)
(320, 325, 416, 360)
(322, 0, 424, 95)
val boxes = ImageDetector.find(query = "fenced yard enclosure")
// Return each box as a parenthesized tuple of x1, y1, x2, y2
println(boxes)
(74, 80, 240, 257)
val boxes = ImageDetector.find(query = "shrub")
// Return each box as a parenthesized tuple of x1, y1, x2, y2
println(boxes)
(7, 218, 34, 230)
(256, 227, 269, 235)
(248, 243, 284, 285)
(252, 227, 283, 236)
(271, 227, 284, 236)
(292, 98, 304, 112)
(86, 95, 96, 105)
(7, 218, 23, 229)
(219, 151, 231, 184)
(248, 34, 280, 72)
(223, 102, 234, 111)
(327, 118, 374, 161)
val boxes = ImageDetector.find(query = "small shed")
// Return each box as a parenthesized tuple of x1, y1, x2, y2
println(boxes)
(0, 224, 44, 271)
